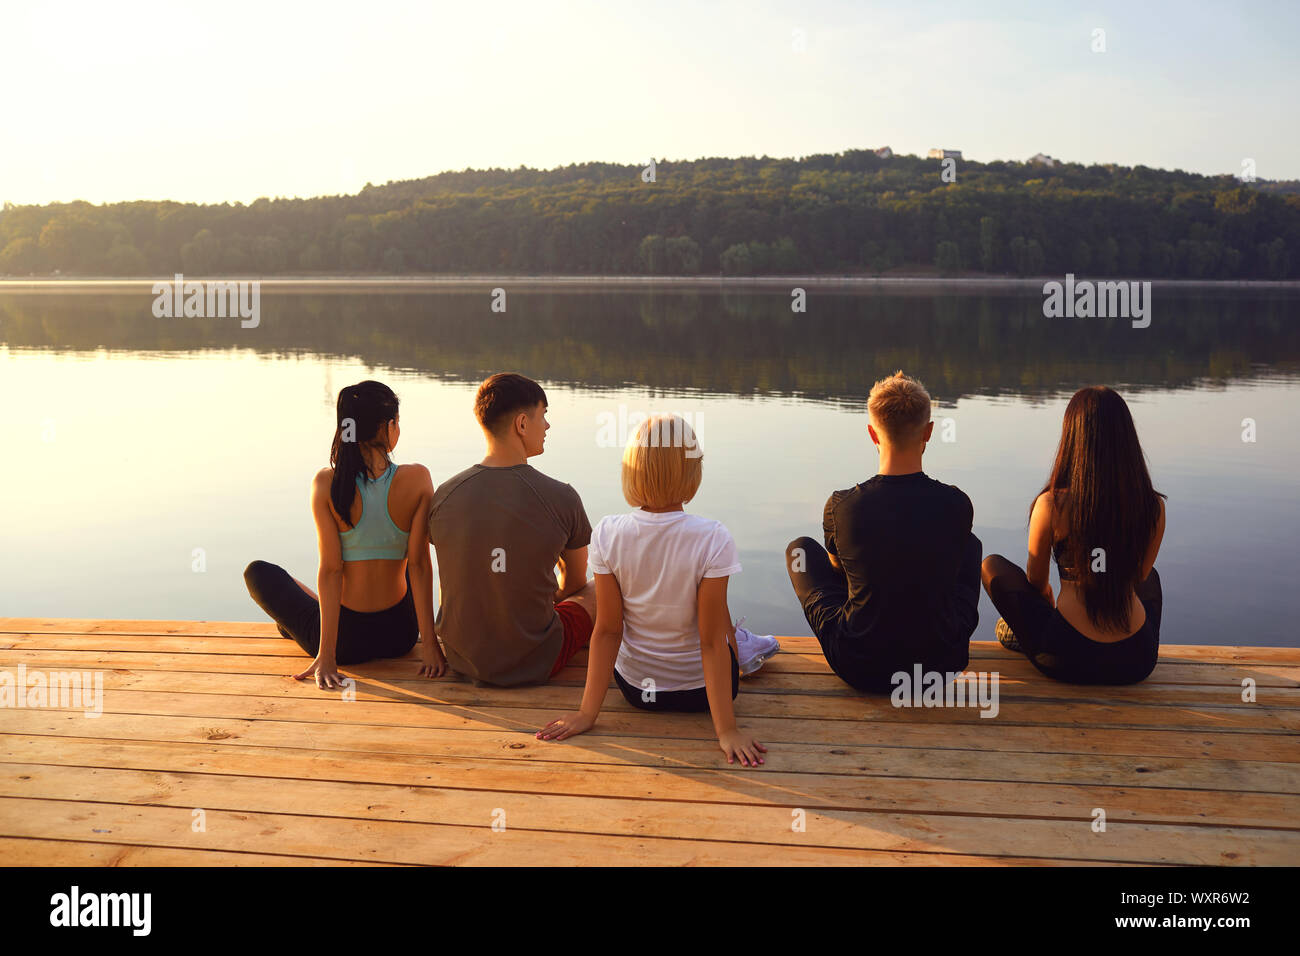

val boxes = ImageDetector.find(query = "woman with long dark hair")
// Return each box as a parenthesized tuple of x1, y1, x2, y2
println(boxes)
(244, 380, 445, 687)
(981, 386, 1166, 684)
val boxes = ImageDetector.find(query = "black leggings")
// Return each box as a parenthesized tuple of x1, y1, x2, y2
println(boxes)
(981, 555, 1161, 685)
(243, 560, 419, 665)
(613, 645, 739, 712)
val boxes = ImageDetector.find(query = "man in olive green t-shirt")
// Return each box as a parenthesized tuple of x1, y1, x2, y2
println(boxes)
(428, 373, 596, 686)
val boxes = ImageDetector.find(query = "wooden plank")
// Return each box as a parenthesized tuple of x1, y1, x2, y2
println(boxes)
(4, 772, 1285, 866)
(7, 651, 1299, 707)
(0, 836, 388, 866)
(5, 646, 1298, 688)
(3, 737, 1295, 826)
(33, 683, 1298, 735)
(5, 709, 1297, 773)
(31, 664, 1297, 711)
(4, 767, 1292, 865)
(1, 634, 312, 656)
(968, 643, 1300, 666)
(0, 797, 1106, 866)
(2, 622, 1296, 666)
(0, 619, 282, 637)
(7, 731, 1294, 795)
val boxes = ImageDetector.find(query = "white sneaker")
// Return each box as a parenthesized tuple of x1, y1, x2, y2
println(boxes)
(734, 617, 780, 676)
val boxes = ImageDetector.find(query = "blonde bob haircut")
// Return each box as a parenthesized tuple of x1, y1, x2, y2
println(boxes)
(621, 414, 703, 509)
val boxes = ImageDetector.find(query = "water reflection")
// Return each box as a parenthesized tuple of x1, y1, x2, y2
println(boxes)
(3, 287, 1298, 402)
(1, 288, 1298, 645)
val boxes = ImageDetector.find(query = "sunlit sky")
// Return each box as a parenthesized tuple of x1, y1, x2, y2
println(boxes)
(3, 0, 1298, 206)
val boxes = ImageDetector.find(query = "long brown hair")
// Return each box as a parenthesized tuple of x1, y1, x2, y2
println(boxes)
(1034, 386, 1164, 631)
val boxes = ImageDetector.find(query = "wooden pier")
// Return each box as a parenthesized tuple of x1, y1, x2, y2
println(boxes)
(1, 618, 1297, 866)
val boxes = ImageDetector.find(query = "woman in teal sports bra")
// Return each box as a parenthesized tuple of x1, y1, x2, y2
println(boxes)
(244, 380, 446, 688)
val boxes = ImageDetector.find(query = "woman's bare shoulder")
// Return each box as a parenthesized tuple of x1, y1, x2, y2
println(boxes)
(395, 462, 433, 491)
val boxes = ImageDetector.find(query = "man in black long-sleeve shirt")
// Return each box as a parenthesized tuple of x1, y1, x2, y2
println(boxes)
(786, 371, 981, 692)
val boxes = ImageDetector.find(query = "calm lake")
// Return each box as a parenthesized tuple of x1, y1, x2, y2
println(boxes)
(2, 282, 1298, 646)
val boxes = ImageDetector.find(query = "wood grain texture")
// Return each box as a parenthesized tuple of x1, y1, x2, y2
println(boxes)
(1, 618, 1296, 866)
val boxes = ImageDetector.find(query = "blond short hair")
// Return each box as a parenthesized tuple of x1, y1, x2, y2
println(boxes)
(621, 415, 703, 509)
(868, 371, 932, 444)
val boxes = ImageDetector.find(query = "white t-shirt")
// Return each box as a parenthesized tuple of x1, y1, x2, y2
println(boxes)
(588, 509, 743, 692)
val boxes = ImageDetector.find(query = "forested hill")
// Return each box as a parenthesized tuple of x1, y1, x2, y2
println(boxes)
(2, 150, 1297, 279)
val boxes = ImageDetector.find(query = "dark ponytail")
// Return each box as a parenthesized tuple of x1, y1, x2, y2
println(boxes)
(330, 381, 399, 529)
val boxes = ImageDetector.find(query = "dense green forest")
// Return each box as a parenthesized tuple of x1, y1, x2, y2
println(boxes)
(2, 150, 1298, 279)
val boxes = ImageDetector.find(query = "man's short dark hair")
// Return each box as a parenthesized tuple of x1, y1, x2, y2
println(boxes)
(475, 373, 547, 435)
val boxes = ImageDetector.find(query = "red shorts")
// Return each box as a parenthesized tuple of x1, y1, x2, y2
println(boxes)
(549, 601, 594, 677)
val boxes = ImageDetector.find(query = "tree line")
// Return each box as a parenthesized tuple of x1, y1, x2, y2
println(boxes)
(2, 150, 1297, 279)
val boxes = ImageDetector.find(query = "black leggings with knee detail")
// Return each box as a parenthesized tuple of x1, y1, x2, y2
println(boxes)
(243, 560, 419, 665)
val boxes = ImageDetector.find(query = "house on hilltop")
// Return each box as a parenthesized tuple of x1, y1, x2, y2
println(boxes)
(1029, 152, 1059, 167)
(874, 146, 893, 158)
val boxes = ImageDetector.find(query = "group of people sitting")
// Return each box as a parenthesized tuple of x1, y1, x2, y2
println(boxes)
(245, 370, 1166, 767)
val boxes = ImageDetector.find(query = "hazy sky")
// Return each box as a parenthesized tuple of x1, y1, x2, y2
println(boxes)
(3, 0, 1297, 206)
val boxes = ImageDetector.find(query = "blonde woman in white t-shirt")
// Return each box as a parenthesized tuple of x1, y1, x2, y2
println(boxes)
(536, 414, 778, 767)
